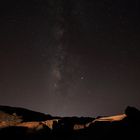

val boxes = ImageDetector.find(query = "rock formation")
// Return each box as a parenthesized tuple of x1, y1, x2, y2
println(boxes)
(0, 105, 140, 140)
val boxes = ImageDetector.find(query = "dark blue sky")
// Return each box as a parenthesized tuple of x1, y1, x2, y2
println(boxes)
(0, 0, 140, 117)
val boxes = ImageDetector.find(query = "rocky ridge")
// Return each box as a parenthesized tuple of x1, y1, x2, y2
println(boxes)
(0, 105, 139, 140)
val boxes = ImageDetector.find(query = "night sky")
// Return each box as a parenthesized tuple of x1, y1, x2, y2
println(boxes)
(0, 0, 140, 117)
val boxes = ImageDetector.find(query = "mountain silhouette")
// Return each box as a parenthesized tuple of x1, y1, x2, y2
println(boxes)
(0, 105, 52, 122)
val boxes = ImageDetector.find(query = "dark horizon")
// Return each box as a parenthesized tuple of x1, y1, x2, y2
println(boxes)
(0, 0, 140, 117)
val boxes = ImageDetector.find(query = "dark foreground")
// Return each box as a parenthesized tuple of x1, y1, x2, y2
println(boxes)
(0, 105, 140, 140)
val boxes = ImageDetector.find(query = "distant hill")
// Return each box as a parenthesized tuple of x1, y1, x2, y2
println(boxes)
(0, 105, 52, 122)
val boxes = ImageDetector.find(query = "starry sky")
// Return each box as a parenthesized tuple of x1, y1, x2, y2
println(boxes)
(0, 0, 140, 117)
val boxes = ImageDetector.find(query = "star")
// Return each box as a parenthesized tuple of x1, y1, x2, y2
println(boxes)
(81, 76, 84, 80)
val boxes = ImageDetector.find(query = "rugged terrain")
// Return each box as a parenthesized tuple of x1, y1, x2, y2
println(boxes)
(0, 105, 140, 140)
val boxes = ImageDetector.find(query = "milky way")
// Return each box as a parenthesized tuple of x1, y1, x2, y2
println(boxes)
(46, 1, 68, 112)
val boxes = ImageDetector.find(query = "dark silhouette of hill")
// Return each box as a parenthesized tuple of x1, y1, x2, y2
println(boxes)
(0, 105, 140, 140)
(0, 105, 52, 122)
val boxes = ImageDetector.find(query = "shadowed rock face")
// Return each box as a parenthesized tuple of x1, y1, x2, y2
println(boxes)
(0, 105, 140, 140)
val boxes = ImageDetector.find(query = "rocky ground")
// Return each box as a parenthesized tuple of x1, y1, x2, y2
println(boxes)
(0, 105, 140, 140)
